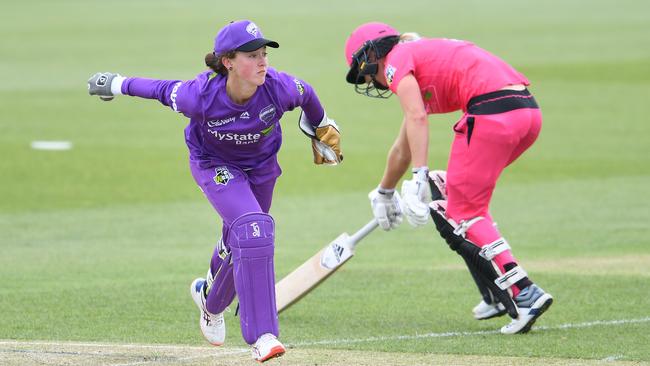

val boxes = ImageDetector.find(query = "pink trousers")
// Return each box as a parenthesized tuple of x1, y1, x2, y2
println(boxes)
(445, 102, 542, 294)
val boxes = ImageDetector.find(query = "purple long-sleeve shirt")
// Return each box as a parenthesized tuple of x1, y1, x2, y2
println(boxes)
(121, 67, 324, 179)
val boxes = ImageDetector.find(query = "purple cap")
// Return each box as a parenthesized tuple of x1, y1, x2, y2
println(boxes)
(214, 20, 279, 54)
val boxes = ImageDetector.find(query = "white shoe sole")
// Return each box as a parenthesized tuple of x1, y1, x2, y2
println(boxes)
(501, 293, 553, 334)
(254, 345, 286, 363)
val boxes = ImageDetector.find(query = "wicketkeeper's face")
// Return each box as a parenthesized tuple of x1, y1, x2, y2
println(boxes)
(230, 47, 269, 86)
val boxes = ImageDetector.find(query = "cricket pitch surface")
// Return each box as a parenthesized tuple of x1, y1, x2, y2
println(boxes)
(1, 340, 648, 366)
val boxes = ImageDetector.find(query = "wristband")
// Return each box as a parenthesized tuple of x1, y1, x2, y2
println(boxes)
(377, 187, 395, 197)
(111, 76, 126, 95)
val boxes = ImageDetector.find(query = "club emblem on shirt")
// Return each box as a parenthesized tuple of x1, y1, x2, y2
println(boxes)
(213, 167, 234, 186)
(259, 104, 276, 125)
(385, 64, 396, 85)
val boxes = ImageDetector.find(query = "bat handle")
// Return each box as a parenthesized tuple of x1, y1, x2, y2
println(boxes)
(349, 219, 379, 248)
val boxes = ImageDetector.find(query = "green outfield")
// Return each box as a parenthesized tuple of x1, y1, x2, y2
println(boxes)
(1, 0, 649, 365)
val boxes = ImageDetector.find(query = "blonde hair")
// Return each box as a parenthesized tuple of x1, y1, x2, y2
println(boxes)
(399, 32, 421, 43)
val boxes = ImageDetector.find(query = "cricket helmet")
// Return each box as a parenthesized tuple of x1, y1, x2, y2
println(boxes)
(344, 22, 399, 97)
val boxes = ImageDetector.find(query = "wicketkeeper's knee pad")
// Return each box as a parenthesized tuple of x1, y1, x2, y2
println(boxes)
(429, 200, 519, 318)
(228, 212, 278, 344)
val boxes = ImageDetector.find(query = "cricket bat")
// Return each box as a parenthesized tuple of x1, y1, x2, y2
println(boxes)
(275, 219, 378, 313)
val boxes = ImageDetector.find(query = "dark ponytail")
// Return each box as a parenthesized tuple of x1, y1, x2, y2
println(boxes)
(204, 51, 237, 75)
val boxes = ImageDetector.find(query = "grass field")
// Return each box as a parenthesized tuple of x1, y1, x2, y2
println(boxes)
(1, 0, 649, 365)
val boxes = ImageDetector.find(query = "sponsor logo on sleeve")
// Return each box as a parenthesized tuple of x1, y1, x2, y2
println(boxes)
(170, 82, 182, 112)
(213, 166, 234, 185)
(293, 78, 305, 95)
(385, 64, 396, 85)
(259, 104, 276, 124)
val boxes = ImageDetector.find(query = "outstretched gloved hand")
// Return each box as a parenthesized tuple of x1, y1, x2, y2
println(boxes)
(87, 72, 121, 101)
(400, 167, 431, 227)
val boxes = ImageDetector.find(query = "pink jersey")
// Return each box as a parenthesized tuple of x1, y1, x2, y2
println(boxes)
(384, 38, 529, 114)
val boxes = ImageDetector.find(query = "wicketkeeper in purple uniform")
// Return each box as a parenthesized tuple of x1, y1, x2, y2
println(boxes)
(87, 20, 342, 362)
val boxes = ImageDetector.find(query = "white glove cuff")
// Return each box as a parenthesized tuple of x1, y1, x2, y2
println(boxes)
(299, 110, 339, 138)
(412, 166, 429, 182)
(111, 76, 126, 95)
(317, 113, 339, 131)
(377, 187, 395, 197)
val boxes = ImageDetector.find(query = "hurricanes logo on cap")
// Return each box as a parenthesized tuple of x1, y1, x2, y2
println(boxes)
(246, 22, 258, 36)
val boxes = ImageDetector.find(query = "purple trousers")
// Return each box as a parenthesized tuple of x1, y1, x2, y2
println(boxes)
(190, 158, 279, 343)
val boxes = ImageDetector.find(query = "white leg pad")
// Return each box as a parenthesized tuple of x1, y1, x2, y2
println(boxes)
(495, 265, 528, 290)
(479, 237, 511, 260)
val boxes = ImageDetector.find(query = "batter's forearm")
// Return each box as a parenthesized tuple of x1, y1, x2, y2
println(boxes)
(379, 140, 411, 190)
(405, 116, 429, 168)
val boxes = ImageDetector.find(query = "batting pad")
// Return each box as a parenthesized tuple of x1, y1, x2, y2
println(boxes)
(229, 213, 278, 344)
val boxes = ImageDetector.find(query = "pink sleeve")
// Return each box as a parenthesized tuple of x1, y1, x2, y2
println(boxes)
(385, 49, 416, 94)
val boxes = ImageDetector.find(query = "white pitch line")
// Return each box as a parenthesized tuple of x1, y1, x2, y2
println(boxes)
(289, 316, 650, 347)
(1, 316, 649, 365)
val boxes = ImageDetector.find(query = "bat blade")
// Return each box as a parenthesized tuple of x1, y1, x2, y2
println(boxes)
(275, 233, 354, 313)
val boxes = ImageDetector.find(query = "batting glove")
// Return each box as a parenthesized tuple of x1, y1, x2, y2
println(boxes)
(400, 167, 431, 227)
(87, 72, 121, 101)
(369, 187, 403, 231)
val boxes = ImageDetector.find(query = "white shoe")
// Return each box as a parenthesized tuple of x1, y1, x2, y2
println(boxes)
(251, 333, 286, 362)
(472, 300, 507, 320)
(501, 284, 553, 334)
(190, 278, 225, 346)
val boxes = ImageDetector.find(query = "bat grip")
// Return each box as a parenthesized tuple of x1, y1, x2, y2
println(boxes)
(349, 219, 379, 248)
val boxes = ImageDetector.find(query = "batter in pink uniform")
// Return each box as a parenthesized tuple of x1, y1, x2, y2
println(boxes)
(345, 22, 553, 334)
